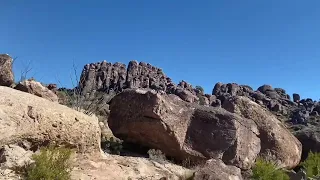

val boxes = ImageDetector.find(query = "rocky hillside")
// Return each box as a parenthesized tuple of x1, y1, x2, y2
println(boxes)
(79, 60, 320, 161)
(79, 60, 319, 127)
(1, 54, 320, 180)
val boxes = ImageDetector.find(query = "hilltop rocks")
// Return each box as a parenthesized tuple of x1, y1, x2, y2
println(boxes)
(79, 60, 167, 95)
(0, 86, 101, 153)
(126, 61, 167, 91)
(222, 96, 302, 169)
(15, 79, 59, 102)
(80, 61, 127, 94)
(0, 54, 14, 87)
(293, 93, 301, 103)
(79, 60, 208, 105)
(109, 89, 261, 170)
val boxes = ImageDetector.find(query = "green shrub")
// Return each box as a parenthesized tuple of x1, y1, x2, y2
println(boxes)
(195, 86, 204, 94)
(101, 136, 123, 155)
(251, 158, 289, 180)
(148, 149, 167, 163)
(300, 151, 320, 178)
(26, 146, 73, 180)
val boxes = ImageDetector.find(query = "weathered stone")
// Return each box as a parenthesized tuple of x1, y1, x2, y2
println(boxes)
(222, 96, 302, 169)
(47, 83, 57, 91)
(294, 128, 320, 161)
(14, 79, 59, 102)
(175, 88, 198, 103)
(194, 159, 243, 180)
(0, 86, 101, 153)
(257, 84, 273, 94)
(80, 61, 127, 94)
(265, 90, 280, 99)
(0, 144, 33, 168)
(0, 54, 14, 87)
(292, 110, 309, 125)
(108, 89, 260, 170)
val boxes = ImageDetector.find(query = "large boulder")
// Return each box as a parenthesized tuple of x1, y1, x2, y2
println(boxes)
(0, 54, 14, 87)
(15, 79, 59, 102)
(0, 86, 101, 153)
(222, 96, 302, 169)
(108, 89, 260, 170)
(194, 159, 243, 180)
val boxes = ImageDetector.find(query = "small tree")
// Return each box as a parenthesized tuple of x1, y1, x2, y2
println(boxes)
(26, 146, 73, 180)
(251, 158, 289, 180)
(300, 151, 320, 178)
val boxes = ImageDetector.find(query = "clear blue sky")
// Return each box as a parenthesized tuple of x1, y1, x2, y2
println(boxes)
(1, 0, 320, 100)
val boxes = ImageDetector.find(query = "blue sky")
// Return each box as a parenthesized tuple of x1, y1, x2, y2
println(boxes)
(1, 0, 320, 99)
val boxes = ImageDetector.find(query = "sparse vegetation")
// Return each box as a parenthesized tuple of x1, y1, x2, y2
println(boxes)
(198, 95, 206, 105)
(148, 149, 167, 163)
(300, 151, 320, 178)
(24, 146, 73, 180)
(195, 86, 204, 94)
(251, 158, 289, 180)
(101, 136, 123, 155)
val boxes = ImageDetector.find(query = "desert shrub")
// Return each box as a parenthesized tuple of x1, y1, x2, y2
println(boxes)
(195, 86, 204, 94)
(26, 146, 73, 180)
(251, 158, 289, 180)
(101, 136, 123, 155)
(300, 151, 320, 178)
(148, 149, 167, 163)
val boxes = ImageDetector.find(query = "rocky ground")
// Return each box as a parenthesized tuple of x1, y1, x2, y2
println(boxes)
(0, 53, 319, 179)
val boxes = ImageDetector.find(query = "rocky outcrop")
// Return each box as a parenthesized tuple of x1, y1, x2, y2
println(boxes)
(0, 86, 101, 153)
(79, 60, 206, 105)
(126, 61, 167, 91)
(222, 96, 302, 169)
(109, 89, 262, 170)
(14, 79, 59, 102)
(194, 159, 243, 180)
(0, 54, 14, 87)
(79, 61, 127, 94)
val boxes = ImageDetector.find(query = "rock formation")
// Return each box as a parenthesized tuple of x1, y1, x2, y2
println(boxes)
(0, 86, 101, 153)
(0, 54, 14, 87)
(14, 79, 59, 102)
(108, 88, 302, 171)
(79, 60, 206, 105)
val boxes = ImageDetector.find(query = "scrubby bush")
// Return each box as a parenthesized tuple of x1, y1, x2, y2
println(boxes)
(26, 146, 73, 180)
(300, 151, 320, 178)
(195, 86, 204, 94)
(251, 158, 289, 180)
(101, 136, 123, 155)
(148, 149, 167, 163)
